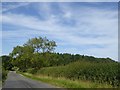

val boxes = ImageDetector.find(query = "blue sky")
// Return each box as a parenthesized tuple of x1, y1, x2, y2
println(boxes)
(1, 2, 118, 61)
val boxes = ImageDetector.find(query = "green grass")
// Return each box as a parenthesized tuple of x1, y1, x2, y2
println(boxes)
(21, 73, 113, 88)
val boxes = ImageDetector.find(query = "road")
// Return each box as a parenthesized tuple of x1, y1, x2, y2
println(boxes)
(3, 71, 58, 88)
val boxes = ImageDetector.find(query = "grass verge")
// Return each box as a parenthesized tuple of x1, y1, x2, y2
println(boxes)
(21, 72, 113, 88)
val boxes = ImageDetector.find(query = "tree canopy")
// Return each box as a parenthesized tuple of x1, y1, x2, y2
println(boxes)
(24, 37, 57, 53)
(10, 37, 57, 71)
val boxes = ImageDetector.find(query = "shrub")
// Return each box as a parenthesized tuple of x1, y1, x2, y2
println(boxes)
(2, 68, 8, 83)
(27, 68, 38, 74)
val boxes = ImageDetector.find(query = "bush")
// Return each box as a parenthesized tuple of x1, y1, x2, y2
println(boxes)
(27, 68, 37, 74)
(2, 68, 8, 83)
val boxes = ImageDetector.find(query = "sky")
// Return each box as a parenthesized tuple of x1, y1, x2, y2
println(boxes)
(1, 2, 118, 61)
(1, 0, 120, 2)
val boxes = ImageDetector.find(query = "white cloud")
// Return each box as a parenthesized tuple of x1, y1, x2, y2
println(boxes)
(2, 3, 118, 60)
(63, 12, 72, 18)
(2, 3, 31, 12)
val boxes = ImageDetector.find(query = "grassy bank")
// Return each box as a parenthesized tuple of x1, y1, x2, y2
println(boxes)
(21, 73, 113, 88)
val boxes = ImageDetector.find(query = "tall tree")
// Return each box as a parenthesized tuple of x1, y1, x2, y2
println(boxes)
(24, 37, 57, 53)
(24, 37, 43, 53)
(10, 36, 57, 71)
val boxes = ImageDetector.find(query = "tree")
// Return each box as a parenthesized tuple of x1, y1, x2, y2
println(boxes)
(10, 45, 34, 71)
(10, 36, 57, 71)
(2, 55, 13, 70)
(46, 40, 57, 53)
(10, 46, 24, 58)
(24, 36, 57, 53)
(24, 37, 43, 53)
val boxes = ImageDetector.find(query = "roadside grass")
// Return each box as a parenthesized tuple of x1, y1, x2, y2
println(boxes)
(21, 72, 113, 88)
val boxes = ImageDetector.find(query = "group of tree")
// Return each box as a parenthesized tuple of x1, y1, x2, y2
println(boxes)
(9, 37, 57, 71)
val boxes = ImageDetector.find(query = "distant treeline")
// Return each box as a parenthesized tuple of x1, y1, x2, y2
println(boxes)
(1, 36, 120, 87)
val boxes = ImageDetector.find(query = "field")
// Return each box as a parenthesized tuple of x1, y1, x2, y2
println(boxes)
(26, 61, 120, 88)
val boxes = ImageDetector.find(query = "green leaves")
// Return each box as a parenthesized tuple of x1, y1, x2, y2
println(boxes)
(10, 36, 57, 71)
(24, 36, 57, 53)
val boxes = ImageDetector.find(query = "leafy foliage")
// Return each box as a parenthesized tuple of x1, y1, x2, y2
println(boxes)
(2, 55, 13, 70)
(2, 68, 8, 83)
(10, 37, 57, 71)
(0, 56, 12, 83)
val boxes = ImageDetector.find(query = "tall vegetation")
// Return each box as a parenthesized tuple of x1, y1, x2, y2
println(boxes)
(37, 61, 119, 87)
(1, 56, 12, 83)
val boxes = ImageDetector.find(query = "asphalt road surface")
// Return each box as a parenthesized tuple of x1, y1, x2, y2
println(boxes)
(3, 71, 58, 88)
